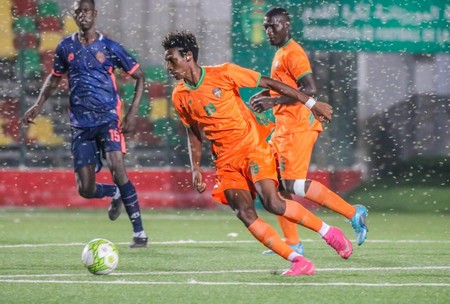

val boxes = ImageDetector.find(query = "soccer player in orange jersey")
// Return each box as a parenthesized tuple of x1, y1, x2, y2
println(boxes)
(162, 31, 353, 276)
(250, 7, 368, 256)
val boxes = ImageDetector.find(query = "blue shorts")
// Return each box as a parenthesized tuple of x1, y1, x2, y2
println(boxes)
(71, 121, 126, 173)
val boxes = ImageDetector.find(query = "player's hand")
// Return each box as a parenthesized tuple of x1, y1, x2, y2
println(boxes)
(121, 114, 137, 134)
(192, 170, 206, 193)
(311, 101, 333, 123)
(21, 105, 41, 126)
(250, 96, 276, 113)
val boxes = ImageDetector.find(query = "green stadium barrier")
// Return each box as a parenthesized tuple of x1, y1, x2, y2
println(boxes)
(37, 1, 60, 17)
(13, 16, 37, 33)
(144, 65, 167, 83)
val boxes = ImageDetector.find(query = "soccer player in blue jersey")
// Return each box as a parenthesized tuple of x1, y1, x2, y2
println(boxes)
(22, 0, 148, 248)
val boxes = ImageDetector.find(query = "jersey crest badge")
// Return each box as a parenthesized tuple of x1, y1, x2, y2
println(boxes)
(96, 51, 106, 63)
(212, 88, 222, 99)
(68, 53, 74, 62)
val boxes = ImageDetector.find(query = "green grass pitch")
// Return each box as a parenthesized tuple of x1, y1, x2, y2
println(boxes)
(0, 208, 449, 304)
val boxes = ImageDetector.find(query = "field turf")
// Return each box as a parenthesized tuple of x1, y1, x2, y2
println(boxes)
(0, 207, 449, 304)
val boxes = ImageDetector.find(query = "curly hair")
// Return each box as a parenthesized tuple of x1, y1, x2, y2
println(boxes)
(161, 30, 199, 62)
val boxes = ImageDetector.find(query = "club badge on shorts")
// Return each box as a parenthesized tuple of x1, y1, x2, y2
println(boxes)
(250, 161, 260, 176)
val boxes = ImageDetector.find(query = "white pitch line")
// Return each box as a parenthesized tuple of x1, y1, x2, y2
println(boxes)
(0, 213, 238, 221)
(0, 240, 253, 248)
(0, 279, 448, 287)
(1, 239, 450, 248)
(1, 266, 449, 279)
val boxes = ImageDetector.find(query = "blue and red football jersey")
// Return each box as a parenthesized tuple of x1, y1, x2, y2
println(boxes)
(53, 32, 140, 127)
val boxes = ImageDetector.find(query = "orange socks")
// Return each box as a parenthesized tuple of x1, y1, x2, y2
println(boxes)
(276, 215, 300, 245)
(248, 218, 297, 260)
(305, 180, 356, 219)
(283, 199, 323, 232)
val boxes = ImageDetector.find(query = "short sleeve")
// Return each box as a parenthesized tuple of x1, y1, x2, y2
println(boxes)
(225, 63, 261, 89)
(109, 40, 140, 75)
(288, 47, 312, 81)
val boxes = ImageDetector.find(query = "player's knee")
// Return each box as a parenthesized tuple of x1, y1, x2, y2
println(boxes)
(289, 179, 308, 197)
(110, 168, 128, 186)
(277, 180, 286, 192)
(285, 183, 295, 194)
(78, 184, 95, 198)
(260, 194, 284, 215)
(234, 206, 258, 227)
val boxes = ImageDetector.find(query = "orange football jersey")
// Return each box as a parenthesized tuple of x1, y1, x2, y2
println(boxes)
(270, 39, 323, 135)
(171, 63, 266, 165)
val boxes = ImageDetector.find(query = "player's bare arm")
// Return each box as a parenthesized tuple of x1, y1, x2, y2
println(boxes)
(22, 74, 62, 125)
(250, 95, 277, 112)
(251, 73, 318, 110)
(121, 67, 145, 134)
(257, 76, 332, 122)
(259, 73, 318, 108)
(298, 74, 317, 97)
(249, 89, 270, 105)
(187, 125, 206, 193)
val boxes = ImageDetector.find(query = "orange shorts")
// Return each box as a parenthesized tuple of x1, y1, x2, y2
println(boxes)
(212, 144, 278, 205)
(270, 130, 319, 180)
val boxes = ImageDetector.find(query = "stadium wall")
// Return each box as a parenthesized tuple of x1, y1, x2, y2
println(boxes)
(0, 169, 361, 209)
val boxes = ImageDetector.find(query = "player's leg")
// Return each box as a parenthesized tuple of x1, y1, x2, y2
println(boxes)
(74, 162, 120, 202)
(263, 142, 303, 255)
(250, 144, 352, 258)
(106, 151, 147, 247)
(280, 130, 368, 246)
(285, 179, 356, 220)
(75, 164, 97, 197)
(255, 179, 353, 259)
(286, 179, 368, 246)
(104, 128, 147, 248)
(225, 188, 315, 276)
(262, 184, 304, 255)
(285, 175, 368, 245)
(71, 126, 119, 200)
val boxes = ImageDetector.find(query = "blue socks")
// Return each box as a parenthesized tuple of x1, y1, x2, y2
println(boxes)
(93, 183, 118, 198)
(118, 180, 144, 233)
(93, 182, 144, 234)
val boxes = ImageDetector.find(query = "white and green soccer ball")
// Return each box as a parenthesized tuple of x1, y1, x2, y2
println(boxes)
(81, 238, 119, 275)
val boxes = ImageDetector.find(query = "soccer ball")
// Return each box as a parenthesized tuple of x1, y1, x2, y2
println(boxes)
(81, 238, 119, 275)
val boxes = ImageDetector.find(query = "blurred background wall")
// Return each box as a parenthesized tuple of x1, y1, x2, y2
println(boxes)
(0, 0, 449, 190)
